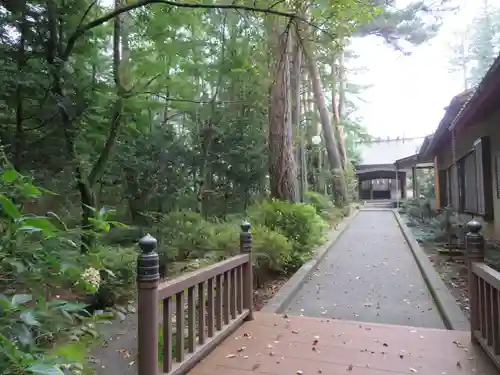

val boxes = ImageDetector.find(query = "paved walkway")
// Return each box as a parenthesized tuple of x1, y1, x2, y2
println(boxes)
(285, 210, 445, 329)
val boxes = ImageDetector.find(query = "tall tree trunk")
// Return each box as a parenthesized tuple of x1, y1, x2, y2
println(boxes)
(268, 19, 299, 202)
(290, 30, 304, 201)
(301, 36, 347, 206)
(80, 0, 129, 249)
(333, 44, 349, 169)
(14, 2, 27, 171)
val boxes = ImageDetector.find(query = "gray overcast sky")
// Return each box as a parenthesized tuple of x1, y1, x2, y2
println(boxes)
(351, 0, 494, 139)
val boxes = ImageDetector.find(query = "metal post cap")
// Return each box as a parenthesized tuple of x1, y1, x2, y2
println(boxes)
(139, 233, 157, 253)
(466, 220, 482, 234)
(241, 221, 251, 232)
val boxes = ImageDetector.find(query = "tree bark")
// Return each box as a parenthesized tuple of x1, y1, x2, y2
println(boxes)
(331, 46, 348, 170)
(13, 2, 27, 171)
(301, 35, 347, 206)
(268, 19, 299, 202)
(290, 30, 304, 201)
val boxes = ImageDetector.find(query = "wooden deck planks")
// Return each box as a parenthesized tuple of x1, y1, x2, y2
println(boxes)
(187, 312, 499, 375)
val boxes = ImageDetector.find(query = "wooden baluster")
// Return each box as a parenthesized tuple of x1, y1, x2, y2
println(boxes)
(494, 291, 500, 354)
(491, 289, 499, 353)
(215, 274, 223, 330)
(465, 220, 485, 340)
(223, 271, 230, 325)
(230, 268, 237, 319)
(163, 297, 173, 372)
(176, 291, 185, 362)
(486, 283, 493, 345)
(237, 266, 243, 314)
(207, 278, 215, 337)
(198, 282, 206, 345)
(480, 279, 487, 338)
(187, 287, 196, 352)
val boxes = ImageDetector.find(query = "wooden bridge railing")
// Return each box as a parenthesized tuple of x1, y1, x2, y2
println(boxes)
(136, 221, 254, 375)
(466, 220, 500, 369)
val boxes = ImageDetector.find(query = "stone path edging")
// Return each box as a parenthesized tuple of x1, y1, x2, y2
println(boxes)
(392, 209, 469, 331)
(261, 209, 360, 314)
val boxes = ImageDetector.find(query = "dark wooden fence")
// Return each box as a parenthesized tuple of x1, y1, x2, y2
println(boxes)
(136, 221, 254, 375)
(466, 220, 500, 369)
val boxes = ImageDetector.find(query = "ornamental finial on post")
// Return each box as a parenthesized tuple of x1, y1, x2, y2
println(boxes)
(465, 220, 484, 263)
(240, 221, 252, 253)
(137, 233, 160, 282)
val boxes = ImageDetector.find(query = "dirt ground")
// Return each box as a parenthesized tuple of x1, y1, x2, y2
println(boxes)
(419, 243, 471, 320)
(253, 276, 289, 311)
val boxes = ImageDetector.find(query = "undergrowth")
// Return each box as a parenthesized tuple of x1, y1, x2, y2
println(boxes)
(0, 163, 345, 374)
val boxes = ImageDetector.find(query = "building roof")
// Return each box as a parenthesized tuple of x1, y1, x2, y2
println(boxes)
(421, 53, 500, 159)
(421, 89, 474, 157)
(357, 138, 425, 166)
(450, 53, 500, 133)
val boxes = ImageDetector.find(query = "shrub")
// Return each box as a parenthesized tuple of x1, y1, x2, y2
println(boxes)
(153, 210, 224, 262)
(304, 191, 343, 223)
(0, 166, 126, 374)
(251, 224, 293, 284)
(248, 199, 327, 259)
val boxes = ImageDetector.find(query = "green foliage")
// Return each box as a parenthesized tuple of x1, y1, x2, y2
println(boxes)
(0, 167, 127, 374)
(0, 0, 444, 371)
(304, 191, 343, 223)
(252, 224, 293, 280)
(249, 199, 328, 271)
(151, 211, 239, 263)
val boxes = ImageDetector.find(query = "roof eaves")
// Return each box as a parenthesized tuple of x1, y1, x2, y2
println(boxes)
(450, 53, 500, 131)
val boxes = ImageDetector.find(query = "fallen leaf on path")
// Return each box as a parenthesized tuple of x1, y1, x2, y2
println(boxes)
(226, 354, 236, 358)
(252, 363, 260, 371)
(409, 368, 418, 373)
(347, 364, 353, 371)
(117, 348, 131, 358)
(453, 340, 465, 348)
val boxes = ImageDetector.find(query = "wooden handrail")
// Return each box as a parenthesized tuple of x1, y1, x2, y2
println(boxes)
(157, 254, 250, 300)
(135, 221, 254, 375)
(466, 221, 500, 370)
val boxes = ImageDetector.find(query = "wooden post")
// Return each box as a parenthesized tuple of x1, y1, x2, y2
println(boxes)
(395, 168, 399, 207)
(400, 173, 407, 199)
(240, 221, 253, 321)
(137, 234, 160, 375)
(411, 167, 417, 198)
(465, 220, 485, 340)
(434, 156, 441, 209)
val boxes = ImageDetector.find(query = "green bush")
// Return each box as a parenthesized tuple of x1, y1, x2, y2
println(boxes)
(248, 199, 327, 269)
(152, 211, 234, 262)
(304, 191, 343, 223)
(0, 166, 124, 374)
(252, 224, 292, 279)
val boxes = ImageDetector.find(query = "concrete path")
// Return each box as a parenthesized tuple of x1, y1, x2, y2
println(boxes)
(285, 210, 445, 329)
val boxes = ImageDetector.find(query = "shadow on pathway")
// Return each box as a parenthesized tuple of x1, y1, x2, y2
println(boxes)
(285, 210, 445, 329)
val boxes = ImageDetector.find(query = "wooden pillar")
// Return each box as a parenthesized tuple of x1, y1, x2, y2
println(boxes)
(137, 234, 160, 375)
(434, 156, 441, 208)
(395, 169, 399, 205)
(400, 173, 407, 199)
(240, 221, 253, 321)
(411, 167, 417, 198)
